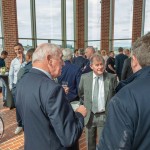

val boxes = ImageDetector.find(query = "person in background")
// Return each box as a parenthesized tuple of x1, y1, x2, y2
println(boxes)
(79, 53, 117, 150)
(9, 43, 26, 134)
(106, 51, 116, 74)
(97, 32, 150, 150)
(115, 47, 128, 81)
(17, 48, 34, 81)
(72, 49, 79, 63)
(124, 48, 131, 57)
(72, 48, 88, 71)
(16, 43, 87, 150)
(57, 48, 81, 105)
(0, 51, 8, 103)
(82, 46, 95, 74)
(101, 49, 109, 65)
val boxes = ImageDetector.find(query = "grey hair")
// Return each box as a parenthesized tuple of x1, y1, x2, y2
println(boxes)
(86, 46, 95, 53)
(132, 32, 150, 67)
(90, 53, 105, 65)
(78, 48, 85, 55)
(32, 43, 60, 63)
(62, 48, 73, 61)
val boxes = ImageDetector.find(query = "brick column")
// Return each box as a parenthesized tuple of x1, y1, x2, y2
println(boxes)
(75, 0, 84, 49)
(2, 0, 18, 66)
(101, 0, 110, 52)
(132, 0, 143, 43)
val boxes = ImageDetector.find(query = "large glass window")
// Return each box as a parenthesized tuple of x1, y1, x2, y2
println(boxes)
(17, 0, 32, 39)
(36, 0, 61, 39)
(114, 0, 133, 52)
(144, 0, 150, 34)
(66, 0, 74, 49)
(88, 0, 101, 50)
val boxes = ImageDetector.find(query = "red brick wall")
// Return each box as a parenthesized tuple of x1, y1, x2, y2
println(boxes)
(101, 0, 110, 52)
(75, 0, 85, 49)
(132, 0, 143, 44)
(2, 0, 18, 66)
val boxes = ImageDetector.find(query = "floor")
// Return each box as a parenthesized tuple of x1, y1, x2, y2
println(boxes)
(0, 93, 87, 150)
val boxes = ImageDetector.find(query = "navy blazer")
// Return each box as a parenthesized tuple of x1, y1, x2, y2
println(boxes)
(57, 60, 82, 102)
(16, 68, 84, 150)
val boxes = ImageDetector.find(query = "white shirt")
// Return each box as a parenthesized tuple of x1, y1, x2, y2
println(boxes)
(9, 57, 26, 89)
(92, 72, 105, 112)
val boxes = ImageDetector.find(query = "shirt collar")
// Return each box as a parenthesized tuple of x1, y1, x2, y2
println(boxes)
(32, 67, 52, 80)
(93, 72, 103, 79)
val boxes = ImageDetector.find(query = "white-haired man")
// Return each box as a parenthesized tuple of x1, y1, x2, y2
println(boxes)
(16, 43, 87, 150)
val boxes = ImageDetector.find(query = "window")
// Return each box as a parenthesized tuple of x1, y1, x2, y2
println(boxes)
(87, 0, 101, 50)
(66, 0, 74, 49)
(36, 0, 61, 39)
(17, 0, 32, 39)
(114, 0, 133, 52)
(144, 0, 150, 34)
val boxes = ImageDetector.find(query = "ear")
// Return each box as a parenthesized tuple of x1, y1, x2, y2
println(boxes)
(131, 55, 141, 73)
(90, 64, 93, 70)
(47, 55, 52, 66)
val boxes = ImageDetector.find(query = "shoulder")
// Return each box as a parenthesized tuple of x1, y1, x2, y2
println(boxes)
(104, 72, 116, 79)
(81, 71, 92, 79)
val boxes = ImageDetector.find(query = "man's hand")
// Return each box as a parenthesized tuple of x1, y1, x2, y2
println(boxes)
(63, 86, 69, 94)
(76, 105, 87, 117)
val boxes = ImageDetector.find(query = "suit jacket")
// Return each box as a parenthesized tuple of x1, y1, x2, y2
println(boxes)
(57, 60, 81, 102)
(115, 53, 128, 75)
(121, 57, 133, 80)
(72, 56, 88, 70)
(82, 60, 92, 74)
(16, 68, 84, 150)
(78, 71, 117, 125)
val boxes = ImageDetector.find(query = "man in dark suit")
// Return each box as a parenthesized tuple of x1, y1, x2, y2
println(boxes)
(82, 46, 95, 74)
(79, 54, 117, 150)
(115, 47, 128, 80)
(72, 48, 88, 71)
(16, 43, 87, 150)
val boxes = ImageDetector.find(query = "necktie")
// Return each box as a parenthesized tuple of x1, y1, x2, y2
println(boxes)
(92, 76, 99, 114)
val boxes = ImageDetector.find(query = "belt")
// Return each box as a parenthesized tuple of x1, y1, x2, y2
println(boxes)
(92, 111, 105, 115)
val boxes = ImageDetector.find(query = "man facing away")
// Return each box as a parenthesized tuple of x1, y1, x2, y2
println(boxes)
(115, 47, 128, 81)
(79, 53, 117, 150)
(97, 32, 150, 149)
(16, 43, 87, 150)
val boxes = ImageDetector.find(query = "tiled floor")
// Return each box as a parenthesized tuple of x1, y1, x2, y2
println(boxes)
(0, 93, 86, 150)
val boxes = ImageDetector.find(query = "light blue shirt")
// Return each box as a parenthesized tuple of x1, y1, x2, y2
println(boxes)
(9, 57, 26, 89)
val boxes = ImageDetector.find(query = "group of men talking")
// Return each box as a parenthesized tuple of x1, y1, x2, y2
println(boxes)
(8, 32, 150, 150)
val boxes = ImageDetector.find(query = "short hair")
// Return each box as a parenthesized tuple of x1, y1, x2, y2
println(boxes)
(14, 43, 23, 48)
(26, 48, 35, 58)
(32, 43, 61, 63)
(78, 48, 85, 55)
(62, 48, 73, 61)
(86, 46, 95, 53)
(109, 51, 114, 54)
(132, 32, 150, 67)
(1, 51, 8, 56)
(118, 47, 124, 52)
(74, 49, 78, 54)
(90, 53, 105, 65)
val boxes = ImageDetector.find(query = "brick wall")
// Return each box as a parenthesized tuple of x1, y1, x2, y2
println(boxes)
(75, 0, 85, 49)
(132, 0, 143, 44)
(101, 0, 110, 52)
(2, 0, 18, 66)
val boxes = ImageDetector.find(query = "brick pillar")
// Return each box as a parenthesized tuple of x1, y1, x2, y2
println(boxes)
(2, 0, 18, 66)
(132, 0, 143, 43)
(75, 0, 84, 49)
(101, 0, 110, 52)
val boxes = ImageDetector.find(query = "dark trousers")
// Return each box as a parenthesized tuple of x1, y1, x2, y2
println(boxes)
(12, 83, 22, 127)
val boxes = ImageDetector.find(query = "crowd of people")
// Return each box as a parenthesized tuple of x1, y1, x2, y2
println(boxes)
(1, 32, 150, 150)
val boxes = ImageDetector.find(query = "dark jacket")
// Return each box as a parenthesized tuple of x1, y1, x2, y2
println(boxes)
(97, 66, 150, 150)
(115, 53, 128, 80)
(57, 60, 82, 102)
(82, 60, 92, 74)
(17, 61, 32, 81)
(16, 68, 84, 150)
(0, 57, 5, 67)
(121, 57, 133, 80)
(72, 56, 88, 71)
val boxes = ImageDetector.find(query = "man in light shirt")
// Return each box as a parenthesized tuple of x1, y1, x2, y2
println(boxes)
(79, 53, 117, 150)
(9, 43, 26, 134)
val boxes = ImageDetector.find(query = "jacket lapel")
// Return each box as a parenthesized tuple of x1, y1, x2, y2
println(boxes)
(87, 72, 93, 103)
